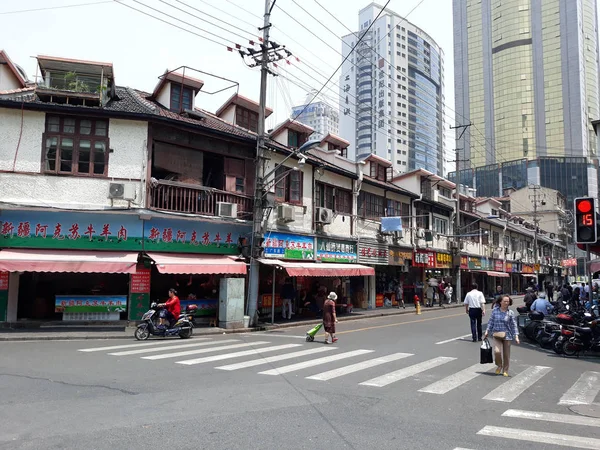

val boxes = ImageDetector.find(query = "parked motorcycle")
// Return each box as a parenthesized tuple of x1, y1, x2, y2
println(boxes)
(134, 303, 193, 340)
(561, 319, 600, 356)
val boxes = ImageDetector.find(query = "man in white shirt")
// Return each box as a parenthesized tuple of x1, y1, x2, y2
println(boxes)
(464, 283, 486, 342)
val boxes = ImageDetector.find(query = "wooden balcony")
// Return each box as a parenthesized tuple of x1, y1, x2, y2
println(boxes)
(148, 179, 253, 219)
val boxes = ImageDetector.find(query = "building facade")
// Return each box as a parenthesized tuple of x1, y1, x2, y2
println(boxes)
(290, 91, 339, 140)
(453, 0, 600, 201)
(339, 2, 445, 176)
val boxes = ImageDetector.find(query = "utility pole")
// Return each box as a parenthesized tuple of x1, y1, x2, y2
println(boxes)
(529, 184, 542, 285)
(241, 0, 288, 326)
(450, 123, 471, 303)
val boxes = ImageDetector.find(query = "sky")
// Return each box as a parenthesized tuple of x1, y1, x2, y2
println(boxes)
(1, 0, 454, 167)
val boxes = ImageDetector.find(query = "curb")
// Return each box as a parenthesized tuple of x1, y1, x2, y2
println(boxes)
(0, 303, 465, 341)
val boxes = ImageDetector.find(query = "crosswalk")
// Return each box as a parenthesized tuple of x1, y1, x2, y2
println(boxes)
(78, 338, 600, 408)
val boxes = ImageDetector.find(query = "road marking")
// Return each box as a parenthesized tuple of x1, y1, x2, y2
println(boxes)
(141, 341, 271, 360)
(78, 340, 194, 352)
(336, 312, 464, 335)
(306, 353, 413, 381)
(259, 350, 373, 376)
(216, 347, 336, 371)
(482, 365, 552, 402)
(477, 426, 600, 449)
(175, 344, 302, 365)
(108, 339, 232, 356)
(502, 409, 600, 428)
(559, 371, 600, 405)
(419, 363, 495, 394)
(435, 334, 472, 345)
(240, 333, 307, 340)
(360, 356, 456, 388)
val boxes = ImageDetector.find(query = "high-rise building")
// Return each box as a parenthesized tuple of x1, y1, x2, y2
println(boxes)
(452, 0, 600, 203)
(290, 91, 339, 140)
(339, 2, 445, 175)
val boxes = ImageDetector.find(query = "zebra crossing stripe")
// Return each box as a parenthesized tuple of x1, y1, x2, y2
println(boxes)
(477, 426, 600, 450)
(175, 343, 302, 366)
(215, 347, 336, 371)
(418, 363, 494, 394)
(306, 353, 413, 381)
(141, 341, 271, 360)
(360, 356, 456, 388)
(559, 371, 600, 405)
(482, 366, 552, 402)
(78, 340, 188, 352)
(502, 409, 600, 428)
(259, 350, 374, 376)
(108, 339, 235, 356)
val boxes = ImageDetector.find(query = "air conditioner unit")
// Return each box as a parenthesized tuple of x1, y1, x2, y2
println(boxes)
(315, 207, 333, 224)
(108, 182, 136, 200)
(416, 228, 425, 239)
(217, 202, 238, 218)
(277, 205, 295, 222)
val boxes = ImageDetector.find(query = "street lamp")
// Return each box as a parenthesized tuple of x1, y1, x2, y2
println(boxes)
(246, 138, 322, 326)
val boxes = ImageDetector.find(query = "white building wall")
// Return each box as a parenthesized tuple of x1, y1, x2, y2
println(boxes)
(315, 169, 353, 237)
(156, 83, 171, 110)
(0, 65, 21, 91)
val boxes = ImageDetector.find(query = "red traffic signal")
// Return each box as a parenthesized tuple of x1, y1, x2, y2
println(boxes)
(574, 197, 597, 244)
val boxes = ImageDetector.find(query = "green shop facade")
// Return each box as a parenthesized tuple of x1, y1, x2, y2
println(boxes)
(0, 209, 250, 323)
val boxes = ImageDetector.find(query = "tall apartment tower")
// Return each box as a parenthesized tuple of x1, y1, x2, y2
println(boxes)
(291, 91, 339, 140)
(339, 2, 445, 175)
(453, 0, 600, 202)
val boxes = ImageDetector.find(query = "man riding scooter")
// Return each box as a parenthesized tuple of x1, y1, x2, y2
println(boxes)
(158, 288, 180, 329)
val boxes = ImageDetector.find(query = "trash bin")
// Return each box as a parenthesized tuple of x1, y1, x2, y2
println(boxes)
(243, 315, 250, 328)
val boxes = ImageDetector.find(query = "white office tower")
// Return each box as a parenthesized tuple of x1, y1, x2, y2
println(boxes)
(291, 90, 339, 140)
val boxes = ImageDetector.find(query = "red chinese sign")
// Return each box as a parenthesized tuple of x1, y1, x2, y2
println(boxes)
(413, 250, 435, 268)
(494, 259, 504, 272)
(460, 255, 469, 269)
(0, 272, 8, 291)
(522, 264, 534, 274)
(505, 262, 513, 273)
(130, 269, 151, 294)
(562, 258, 577, 267)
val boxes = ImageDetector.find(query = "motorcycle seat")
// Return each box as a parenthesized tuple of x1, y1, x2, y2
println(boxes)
(579, 327, 593, 335)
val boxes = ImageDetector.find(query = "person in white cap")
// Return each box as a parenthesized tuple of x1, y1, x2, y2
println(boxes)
(323, 292, 339, 344)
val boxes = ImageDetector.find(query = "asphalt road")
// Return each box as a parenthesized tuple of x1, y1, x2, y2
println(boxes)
(1, 306, 599, 450)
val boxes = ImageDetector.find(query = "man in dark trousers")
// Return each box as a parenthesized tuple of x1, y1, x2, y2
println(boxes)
(464, 283, 486, 342)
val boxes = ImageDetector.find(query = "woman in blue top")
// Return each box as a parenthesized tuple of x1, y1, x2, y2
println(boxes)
(484, 295, 520, 377)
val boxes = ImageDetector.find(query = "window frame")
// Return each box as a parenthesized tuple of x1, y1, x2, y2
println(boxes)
(274, 166, 303, 206)
(42, 115, 110, 177)
(315, 182, 352, 215)
(170, 83, 194, 112)
(236, 107, 259, 132)
(358, 192, 384, 219)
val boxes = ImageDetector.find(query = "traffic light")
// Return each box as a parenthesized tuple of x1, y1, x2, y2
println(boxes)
(574, 197, 597, 243)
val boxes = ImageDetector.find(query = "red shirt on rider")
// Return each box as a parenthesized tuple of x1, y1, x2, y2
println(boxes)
(165, 288, 181, 318)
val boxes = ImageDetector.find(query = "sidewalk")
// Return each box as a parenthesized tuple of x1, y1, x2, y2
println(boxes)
(0, 296, 525, 341)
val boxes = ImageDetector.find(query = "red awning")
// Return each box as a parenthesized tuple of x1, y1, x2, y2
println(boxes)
(471, 270, 509, 278)
(0, 249, 139, 273)
(258, 258, 374, 277)
(147, 253, 246, 275)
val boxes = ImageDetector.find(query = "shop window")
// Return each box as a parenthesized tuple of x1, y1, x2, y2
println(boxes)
(43, 115, 109, 176)
(170, 84, 194, 112)
(358, 192, 384, 219)
(275, 166, 303, 205)
(236, 107, 259, 132)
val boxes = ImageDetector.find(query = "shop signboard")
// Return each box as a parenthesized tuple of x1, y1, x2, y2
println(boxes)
(413, 250, 435, 268)
(562, 258, 577, 267)
(468, 256, 482, 270)
(435, 252, 452, 269)
(389, 248, 412, 266)
(128, 267, 151, 321)
(358, 241, 388, 265)
(143, 218, 249, 255)
(522, 264, 534, 274)
(55, 295, 128, 313)
(0, 272, 7, 322)
(505, 262, 513, 273)
(263, 232, 314, 260)
(494, 259, 504, 272)
(0, 210, 251, 255)
(480, 257, 492, 270)
(460, 256, 468, 270)
(316, 238, 357, 263)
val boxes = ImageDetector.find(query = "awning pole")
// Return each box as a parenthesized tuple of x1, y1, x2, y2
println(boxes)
(271, 267, 276, 325)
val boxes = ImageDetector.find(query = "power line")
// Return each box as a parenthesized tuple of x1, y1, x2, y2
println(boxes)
(195, 0, 262, 31)
(0, 1, 112, 15)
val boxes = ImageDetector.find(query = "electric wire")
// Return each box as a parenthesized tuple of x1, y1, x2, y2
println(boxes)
(0, 1, 112, 15)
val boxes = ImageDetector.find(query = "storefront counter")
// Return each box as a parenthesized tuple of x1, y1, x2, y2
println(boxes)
(55, 295, 127, 321)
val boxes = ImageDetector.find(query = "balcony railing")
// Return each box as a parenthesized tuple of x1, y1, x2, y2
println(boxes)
(149, 180, 253, 219)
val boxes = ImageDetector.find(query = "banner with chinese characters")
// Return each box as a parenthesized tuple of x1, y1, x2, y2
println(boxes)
(494, 259, 504, 272)
(505, 262, 513, 273)
(0, 272, 8, 322)
(468, 256, 482, 270)
(357, 241, 388, 265)
(316, 238, 357, 263)
(128, 267, 151, 321)
(460, 256, 469, 269)
(55, 295, 128, 313)
(522, 264, 535, 274)
(0, 210, 251, 254)
(143, 218, 249, 254)
(435, 252, 452, 269)
(389, 248, 412, 266)
(263, 232, 314, 260)
(413, 250, 435, 268)
(562, 258, 577, 267)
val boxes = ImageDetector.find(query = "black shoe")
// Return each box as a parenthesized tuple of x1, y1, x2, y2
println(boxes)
(478, 338, 482, 341)
(472, 338, 477, 342)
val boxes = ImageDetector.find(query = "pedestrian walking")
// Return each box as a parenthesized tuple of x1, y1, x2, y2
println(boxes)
(323, 292, 338, 344)
(395, 281, 405, 309)
(484, 295, 520, 377)
(444, 283, 453, 304)
(425, 284, 435, 307)
(464, 283, 486, 342)
(280, 277, 295, 320)
(523, 287, 536, 311)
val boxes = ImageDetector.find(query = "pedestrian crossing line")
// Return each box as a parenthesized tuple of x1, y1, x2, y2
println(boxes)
(477, 425, 600, 450)
(435, 334, 472, 345)
(418, 363, 495, 395)
(78, 340, 189, 352)
(559, 371, 600, 405)
(482, 365, 552, 403)
(306, 353, 414, 381)
(359, 356, 456, 388)
(215, 347, 336, 371)
(108, 339, 235, 356)
(502, 409, 600, 428)
(175, 343, 302, 366)
(141, 341, 271, 360)
(259, 350, 374, 376)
